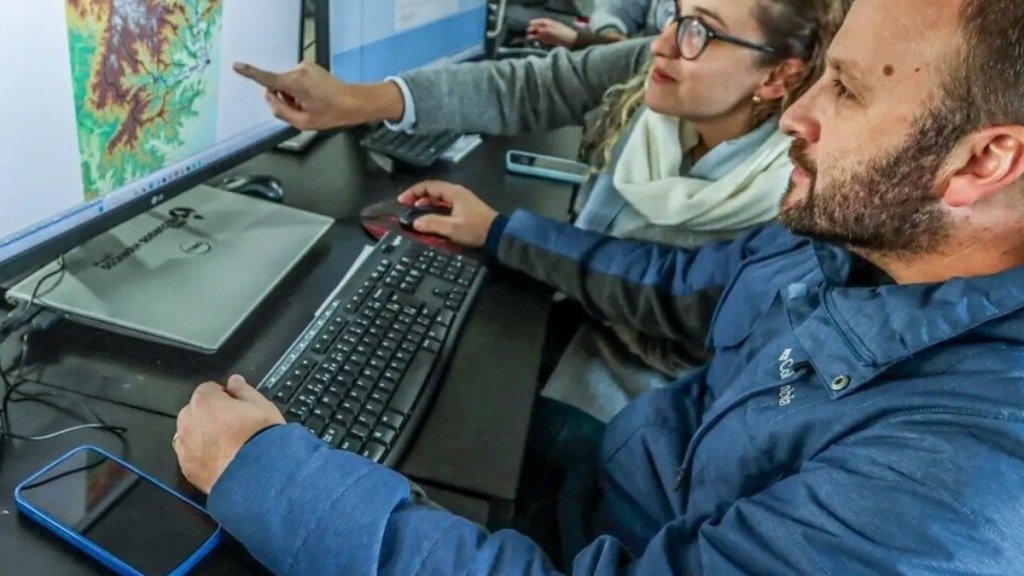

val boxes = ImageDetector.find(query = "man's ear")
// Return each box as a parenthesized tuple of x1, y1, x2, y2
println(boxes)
(756, 58, 807, 102)
(943, 126, 1024, 208)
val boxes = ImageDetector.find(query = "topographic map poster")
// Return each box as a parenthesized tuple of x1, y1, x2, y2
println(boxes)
(65, 0, 224, 200)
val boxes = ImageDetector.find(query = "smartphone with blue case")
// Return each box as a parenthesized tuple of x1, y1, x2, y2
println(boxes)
(505, 150, 589, 185)
(14, 445, 221, 576)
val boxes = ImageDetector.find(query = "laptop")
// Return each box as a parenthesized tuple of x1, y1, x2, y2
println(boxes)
(7, 184, 333, 353)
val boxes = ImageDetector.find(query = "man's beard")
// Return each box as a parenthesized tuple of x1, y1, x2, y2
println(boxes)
(779, 101, 969, 256)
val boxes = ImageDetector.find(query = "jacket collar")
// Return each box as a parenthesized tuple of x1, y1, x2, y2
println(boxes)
(787, 241, 1024, 396)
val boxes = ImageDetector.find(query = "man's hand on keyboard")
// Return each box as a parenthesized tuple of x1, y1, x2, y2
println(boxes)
(174, 375, 285, 495)
(397, 181, 498, 248)
(232, 61, 405, 130)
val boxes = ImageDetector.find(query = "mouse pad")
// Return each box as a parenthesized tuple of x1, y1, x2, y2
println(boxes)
(359, 199, 468, 254)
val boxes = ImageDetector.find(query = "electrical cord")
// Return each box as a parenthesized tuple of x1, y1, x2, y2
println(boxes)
(0, 258, 126, 463)
(26, 255, 66, 309)
(0, 331, 127, 445)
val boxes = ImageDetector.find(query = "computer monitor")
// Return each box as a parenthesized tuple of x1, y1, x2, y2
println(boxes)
(314, 0, 489, 83)
(0, 1, 305, 283)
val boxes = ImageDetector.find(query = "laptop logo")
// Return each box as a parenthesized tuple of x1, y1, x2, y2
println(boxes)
(168, 207, 204, 221)
(180, 240, 211, 255)
(93, 207, 205, 270)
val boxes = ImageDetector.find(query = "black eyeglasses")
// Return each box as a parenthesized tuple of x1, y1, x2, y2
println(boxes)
(666, 15, 777, 61)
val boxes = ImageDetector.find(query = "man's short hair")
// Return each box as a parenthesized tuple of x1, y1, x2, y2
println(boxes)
(956, 0, 1024, 128)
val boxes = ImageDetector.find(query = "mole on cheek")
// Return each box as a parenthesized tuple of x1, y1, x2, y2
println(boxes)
(883, 65, 894, 76)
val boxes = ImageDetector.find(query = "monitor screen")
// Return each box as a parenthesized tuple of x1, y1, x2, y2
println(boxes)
(0, 1, 302, 281)
(320, 0, 488, 83)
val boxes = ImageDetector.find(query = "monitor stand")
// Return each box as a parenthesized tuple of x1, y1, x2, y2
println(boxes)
(5, 185, 333, 354)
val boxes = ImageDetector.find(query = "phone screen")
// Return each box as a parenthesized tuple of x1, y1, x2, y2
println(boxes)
(510, 153, 589, 176)
(17, 447, 218, 575)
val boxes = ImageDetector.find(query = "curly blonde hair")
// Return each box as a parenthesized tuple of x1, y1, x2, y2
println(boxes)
(581, 0, 853, 172)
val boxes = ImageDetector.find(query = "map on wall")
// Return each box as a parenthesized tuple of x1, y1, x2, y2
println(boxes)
(65, 0, 224, 200)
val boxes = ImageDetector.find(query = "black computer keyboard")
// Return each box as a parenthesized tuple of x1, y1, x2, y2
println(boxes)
(359, 126, 461, 168)
(257, 231, 485, 467)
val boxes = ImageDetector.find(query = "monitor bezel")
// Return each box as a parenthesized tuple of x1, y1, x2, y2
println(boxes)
(0, 2, 306, 285)
(312, 0, 488, 75)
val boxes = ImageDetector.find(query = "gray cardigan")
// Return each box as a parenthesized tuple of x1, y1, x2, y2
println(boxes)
(398, 39, 651, 136)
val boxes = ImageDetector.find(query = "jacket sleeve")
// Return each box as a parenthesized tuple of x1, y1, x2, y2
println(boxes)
(488, 210, 792, 341)
(397, 39, 650, 136)
(207, 425, 568, 576)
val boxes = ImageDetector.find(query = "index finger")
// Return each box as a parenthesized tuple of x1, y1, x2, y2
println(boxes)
(397, 180, 455, 205)
(233, 62, 283, 90)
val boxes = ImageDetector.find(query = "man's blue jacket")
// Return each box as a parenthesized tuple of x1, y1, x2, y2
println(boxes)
(207, 210, 1024, 575)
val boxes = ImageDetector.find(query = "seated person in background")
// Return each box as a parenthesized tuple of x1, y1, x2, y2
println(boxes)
(527, 0, 675, 49)
(176, 0, 1024, 572)
(234, 0, 850, 429)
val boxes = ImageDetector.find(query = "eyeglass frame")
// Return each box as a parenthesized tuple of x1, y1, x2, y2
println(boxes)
(666, 15, 777, 61)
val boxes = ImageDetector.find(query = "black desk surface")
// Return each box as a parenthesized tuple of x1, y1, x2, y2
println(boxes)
(0, 127, 579, 575)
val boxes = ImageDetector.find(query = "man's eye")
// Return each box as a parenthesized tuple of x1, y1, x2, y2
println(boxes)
(832, 79, 853, 100)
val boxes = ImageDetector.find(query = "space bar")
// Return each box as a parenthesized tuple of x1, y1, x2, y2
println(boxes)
(387, 349, 437, 415)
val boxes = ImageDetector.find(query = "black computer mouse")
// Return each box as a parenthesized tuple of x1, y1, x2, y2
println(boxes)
(217, 174, 285, 202)
(398, 205, 451, 231)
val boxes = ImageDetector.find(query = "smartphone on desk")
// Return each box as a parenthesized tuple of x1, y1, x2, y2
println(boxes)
(14, 445, 221, 576)
(505, 150, 590, 185)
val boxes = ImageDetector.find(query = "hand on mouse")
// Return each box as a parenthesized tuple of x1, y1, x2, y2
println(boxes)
(397, 181, 498, 248)
(173, 375, 285, 495)
(232, 61, 405, 130)
(526, 18, 579, 48)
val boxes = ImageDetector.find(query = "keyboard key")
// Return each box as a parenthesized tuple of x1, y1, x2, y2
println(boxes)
(340, 436, 363, 453)
(332, 410, 355, 428)
(321, 391, 342, 408)
(321, 424, 346, 448)
(305, 416, 327, 436)
(371, 426, 396, 446)
(356, 411, 377, 429)
(435, 309, 455, 327)
(366, 397, 386, 413)
(348, 388, 369, 404)
(377, 379, 397, 395)
(381, 410, 405, 430)
(387, 350, 434, 415)
(361, 442, 388, 463)
(294, 356, 317, 376)
(427, 325, 447, 342)
(350, 424, 371, 439)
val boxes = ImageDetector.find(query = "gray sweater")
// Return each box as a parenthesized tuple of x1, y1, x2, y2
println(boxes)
(589, 0, 675, 37)
(398, 39, 651, 136)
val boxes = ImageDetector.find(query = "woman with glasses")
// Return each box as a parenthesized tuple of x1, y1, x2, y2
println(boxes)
(235, 0, 850, 437)
(527, 0, 676, 50)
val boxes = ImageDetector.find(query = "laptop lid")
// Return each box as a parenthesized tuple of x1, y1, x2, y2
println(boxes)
(7, 185, 333, 353)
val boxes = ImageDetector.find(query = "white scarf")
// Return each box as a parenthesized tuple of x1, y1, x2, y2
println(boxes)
(612, 108, 794, 231)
